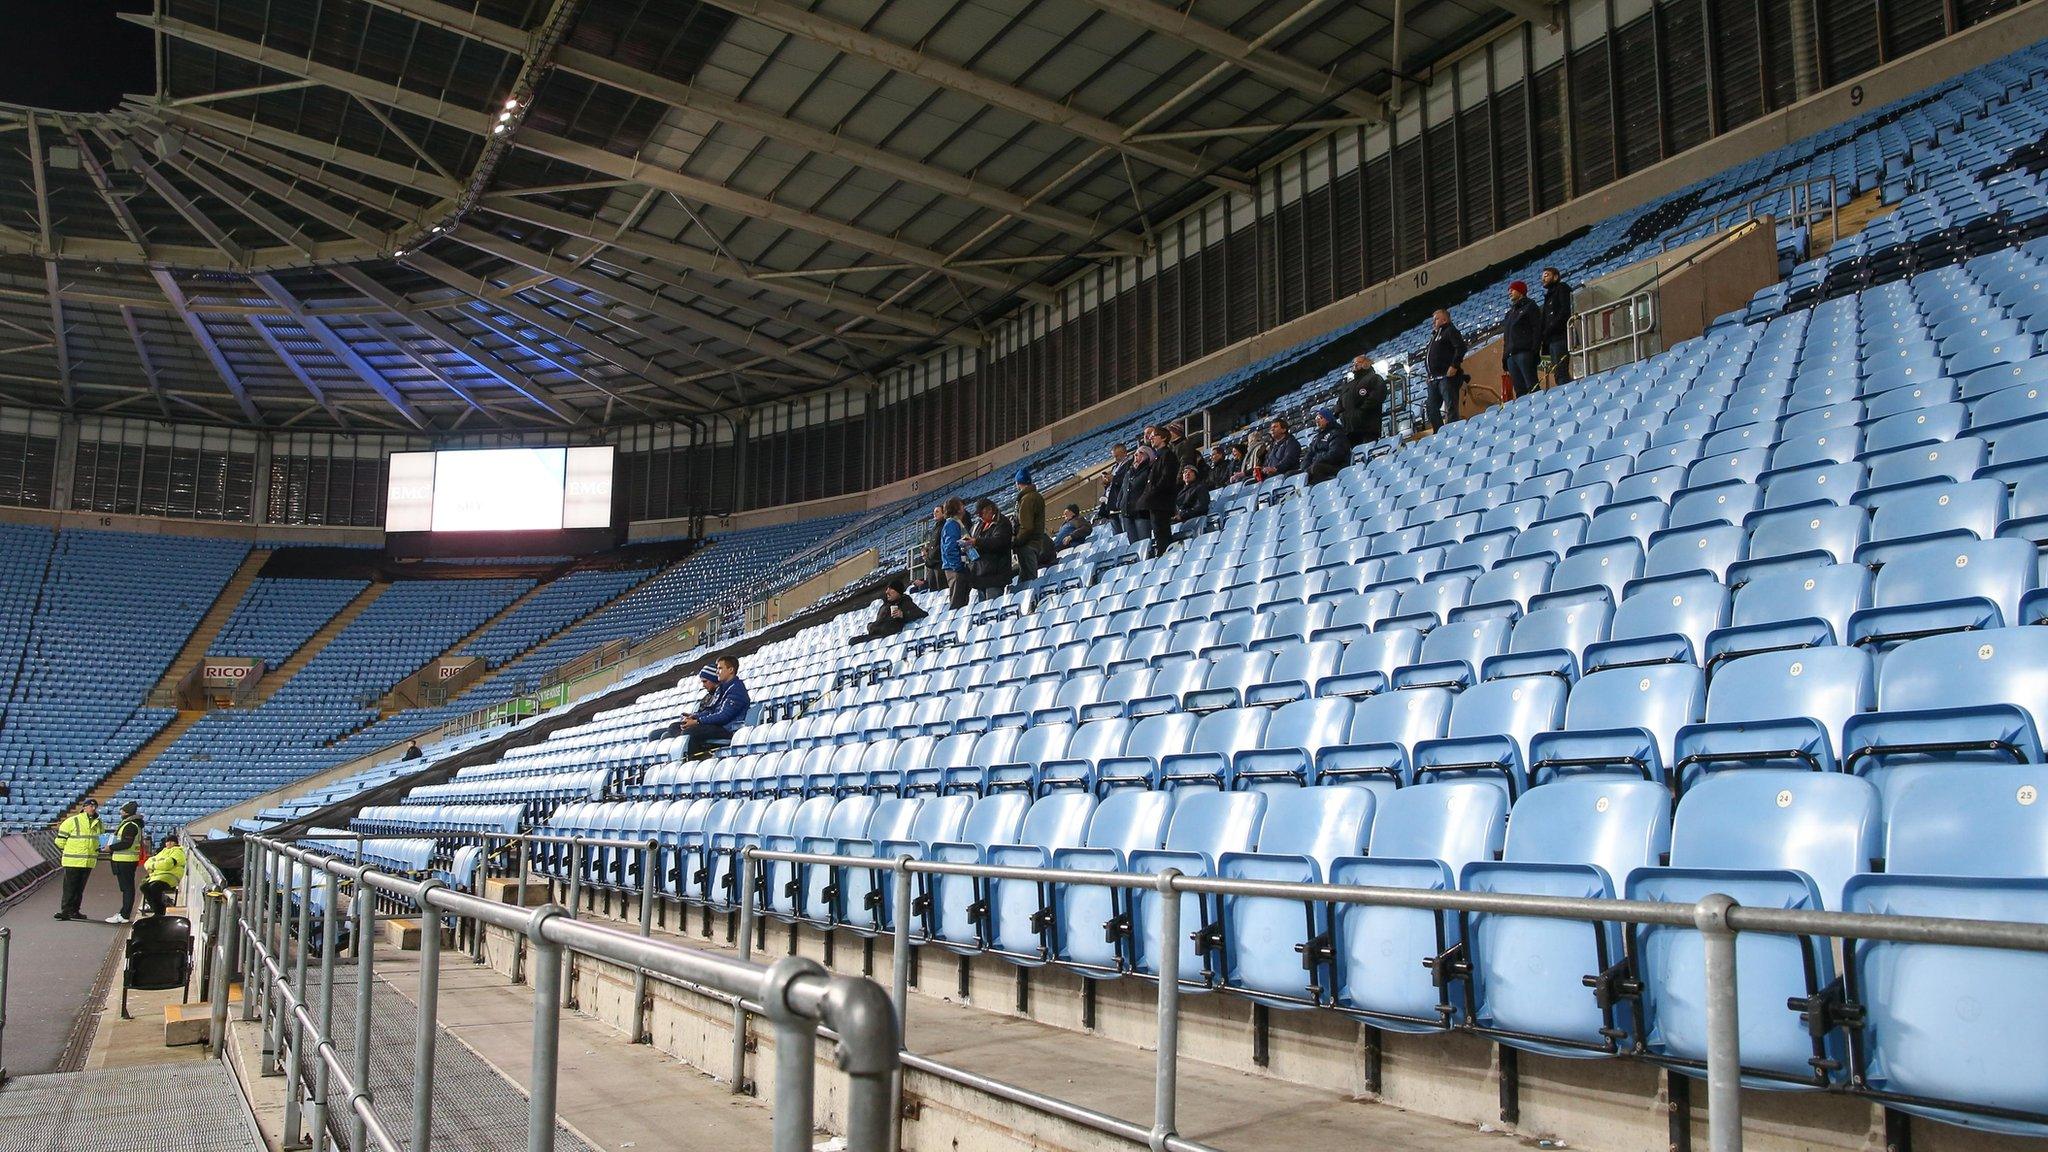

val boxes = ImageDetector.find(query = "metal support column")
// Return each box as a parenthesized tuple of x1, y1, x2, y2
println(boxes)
(1697, 894, 1744, 1152)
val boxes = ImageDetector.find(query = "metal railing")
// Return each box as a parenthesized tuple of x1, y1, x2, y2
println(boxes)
(1565, 288, 1659, 380)
(0, 924, 11, 1086)
(1659, 174, 1840, 254)
(225, 834, 901, 1152)
(450, 829, 2048, 1152)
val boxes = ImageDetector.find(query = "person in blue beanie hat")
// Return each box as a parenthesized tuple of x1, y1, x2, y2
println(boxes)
(1304, 407, 1349, 485)
(672, 656, 749, 757)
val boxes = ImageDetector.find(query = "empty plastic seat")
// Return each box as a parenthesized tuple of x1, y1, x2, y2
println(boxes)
(1218, 786, 1378, 1006)
(1528, 663, 1706, 786)
(1841, 628, 2048, 813)
(1846, 537, 2038, 649)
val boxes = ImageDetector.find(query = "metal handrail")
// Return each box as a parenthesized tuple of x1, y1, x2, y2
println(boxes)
(0, 925, 11, 1086)
(229, 834, 900, 1152)
(1659, 174, 1840, 254)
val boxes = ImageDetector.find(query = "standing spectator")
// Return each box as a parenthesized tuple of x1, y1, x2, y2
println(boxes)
(1502, 280, 1542, 399)
(1424, 308, 1469, 431)
(1337, 356, 1387, 447)
(861, 579, 927, 641)
(1098, 442, 1136, 541)
(1168, 422, 1205, 481)
(106, 801, 145, 924)
(1304, 408, 1350, 485)
(1052, 504, 1093, 553)
(1262, 418, 1302, 476)
(1011, 470, 1052, 583)
(1137, 429, 1181, 557)
(676, 656, 749, 757)
(1173, 464, 1211, 526)
(965, 498, 1014, 600)
(141, 833, 186, 918)
(918, 503, 945, 581)
(53, 798, 102, 921)
(1541, 266, 1573, 387)
(938, 500, 970, 609)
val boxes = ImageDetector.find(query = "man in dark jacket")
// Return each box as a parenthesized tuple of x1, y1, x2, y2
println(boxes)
(1424, 309, 1469, 431)
(965, 498, 1014, 598)
(1502, 280, 1542, 399)
(1052, 504, 1093, 553)
(1012, 469, 1053, 582)
(1337, 357, 1387, 447)
(1303, 408, 1349, 485)
(1173, 465, 1211, 524)
(1168, 422, 1205, 482)
(1541, 266, 1573, 387)
(1262, 418, 1302, 476)
(677, 656, 749, 757)
(1099, 442, 1136, 541)
(1137, 429, 1181, 557)
(861, 579, 927, 642)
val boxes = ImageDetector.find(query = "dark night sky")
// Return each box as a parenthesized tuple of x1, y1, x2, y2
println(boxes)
(0, 1, 155, 112)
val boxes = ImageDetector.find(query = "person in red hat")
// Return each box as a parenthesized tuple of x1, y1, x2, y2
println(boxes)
(1502, 279, 1543, 399)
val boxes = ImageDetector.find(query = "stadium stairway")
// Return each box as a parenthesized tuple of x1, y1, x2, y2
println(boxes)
(245, 581, 388, 708)
(1813, 188, 1901, 258)
(80, 548, 271, 807)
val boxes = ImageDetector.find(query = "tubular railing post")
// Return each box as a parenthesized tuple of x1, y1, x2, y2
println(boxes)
(471, 838, 489, 964)
(633, 840, 656, 1044)
(516, 842, 534, 984)
(561, 844, 582, 1003)
(765, 956, 826, 1152)
(1697, 894, 1744, 1152)
(263, 848, 284, 1069)
(0, 925, 11, 1085)
(240, 841, 258, 1024)
(1150, 869, 1183, 1152)
(310, 870, 341, 1152)
(412, 878, 447, 1152)
(732, 852, 756, 1095)
(350, 875, 376, 1152)
(209, 892, 235, 1057)
(526, 907, 567, 1152)
(284, 863, 313, 1149)
(890, 858, 915, 1152)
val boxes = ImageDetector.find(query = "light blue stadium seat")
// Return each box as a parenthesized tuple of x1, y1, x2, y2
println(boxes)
(1626, 771, 1882, 1088)
(1127, 791, 1266, 983)
(1674, 646, 1874, 790)
(1482, 598, 1614, 682)
(980, 792, 1098, 961)
(1462, 779, 1672, 1056)
(1233, 697, 1354, 793)
(1529, 664, 1705, 787)
(922, 793, 1030, 948)
(1218, 785, 1377, 1006)
(1313, 687, 1455, 795)
(1584, 574, 1729, 672)
(1846, 537, 2038, 649)
(1327, 782, 1509, 1031)
(1410, 675, 1566, 797)
(1046, 789, 1176, 972)
(1856, 478, 2008, 565)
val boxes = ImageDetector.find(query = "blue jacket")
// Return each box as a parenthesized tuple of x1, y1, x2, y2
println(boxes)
(694, 677, 751, 730)
(1265, 433, 1302, 474)
(939, 518, 964, 571)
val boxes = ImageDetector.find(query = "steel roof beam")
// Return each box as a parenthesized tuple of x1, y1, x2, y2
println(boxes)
(134, 15, 1055, 303)
(119, 307, 173, 419)
(1491, 1, 1560, 27)
(107, 132, 252, 265)
(250, 273, 433, 429)
(150, 269, 264, 423)
(24, 115, 73, 408)
(355, 315, 501, 421)
(151, 146, 318, 257)
(1073, 0, 1381, 119)
(246, 315, 351, 427)
(327, 265, 584, 425)
(66, 125, 150, 254)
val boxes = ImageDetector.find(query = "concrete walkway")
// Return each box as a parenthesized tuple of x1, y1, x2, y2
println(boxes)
(0, 873, 125, 1076)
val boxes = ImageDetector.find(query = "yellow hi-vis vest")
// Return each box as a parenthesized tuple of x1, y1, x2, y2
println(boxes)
(110, 818, 143, 863)
(146, 844, 186, 889)
(56, 812, 103, 869)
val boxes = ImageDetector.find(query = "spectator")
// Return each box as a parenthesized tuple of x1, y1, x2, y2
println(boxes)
(106, 801, 145, 924)
(965, 498, 1015, 599)
(141, 832, 185, 918)
(938, 499, 970, 609)
(1011, 470, 1053, 583)
(1168, 422, 1205, 481)
(1052, 504, 1093, 553)
(1262, 418, 1302, 476)
(1242, 430, 1270, 479)
(676, 656, 749, 757)
(53, 798, 102, 921)
(403, 740, 423, 761)
(917, 503, 944, 583)
(1337, 356, 1387, 447)
(1541, 266, 1573, 387)
(1098, 442, 1136, 541)
(1173, 464, 1211, 524)
(1206, 444, 1228, 478)
(862, 579, 927, 641)
(1424, 308, 1468, 431)
(1225, 442, 1251, 484)
(1137, 429, 1181, 557)
(1304, 408, 1349, 485)
(1502, 280, 1542, 399)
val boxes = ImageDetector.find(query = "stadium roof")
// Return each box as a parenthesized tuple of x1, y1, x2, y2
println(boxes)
(0, 0, 1532, 432)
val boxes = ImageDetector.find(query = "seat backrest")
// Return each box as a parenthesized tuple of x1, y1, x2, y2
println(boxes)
(1729, 563, 1871, 645)
(1016, 792, 1097, 849)
(1868, 478, 2006, 543)
(1084, 789, 1175, 854)
(1161, 791, 1265, 856)
(1880, 628, 2048, 742)
(1550, 540, 1644, 603)
(968, 727, 1022, 768)
(1366, 781, 1508, 871)
(1564, 664, 1706, 768)
(1761, 462, 1864, 510)
(1883, 765, 2048, 877)
(1508, 599, 1613, 658)
(1868, 537, 2036, 628)
(1251, 786, 1375, 872)
(1126, 712, 1200, 758)
(1607, 574, 1729, 660)
(961, 793, 1031, 848)
(1009, 723, 1074, 768)
(1668, 481, 1762, 529)
(1468, 555, 1554, 609)
(1345, 687, 1454, 749)
(1643, 523, 1746, 581)
(1187, 707, 1270, 760)
(1745, 505, 1869, 567)
(1666, 772, 1882, 907)
(1445, 675, 1566, 749)
(1705, 646, 1873, 752)
(1501, 778, 1672, 889)
(1265, 638, 1344, 684)
(1263, 697, 1353, 753)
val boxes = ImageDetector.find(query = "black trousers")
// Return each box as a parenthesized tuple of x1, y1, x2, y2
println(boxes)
(1149, 514, 1174, 558)
(1545, 337, 1572, 386)
(60, 866, 91, 917)
(682, 725, 733, 758)
(143, 880, 177, 917)
(111, 861, 138, 918)
(1505, 351, 1540, 398)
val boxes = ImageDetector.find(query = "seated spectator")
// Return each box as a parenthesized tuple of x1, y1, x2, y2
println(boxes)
(861, 579, 927, 642)
(1224, 442, 1250, 483)
(964, 498, 1014, 600)
(1174, 465, 1212, 524)
(403, 740, 423, 761)
(1262, 418, 1302, 477)
(141, 832, 185, 917)
(1206, 444, 1229, 477)
(1304, 408, 1349, 484)
(1242, 430, 1270, 479)
(1052, 504, 1093, 553)
(674, 656, 749, 757)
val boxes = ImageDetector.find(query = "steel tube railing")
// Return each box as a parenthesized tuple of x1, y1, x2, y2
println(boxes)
(0, 925, 10, 1086)
(225, 835, 899, 1152)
